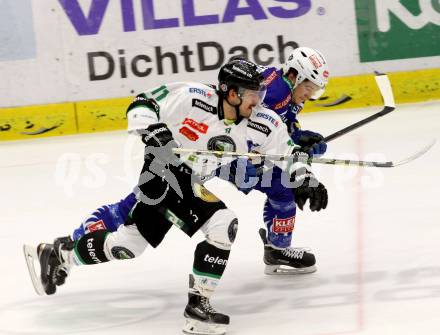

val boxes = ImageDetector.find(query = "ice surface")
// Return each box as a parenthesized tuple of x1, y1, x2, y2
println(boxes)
(0, 101, 439, 335)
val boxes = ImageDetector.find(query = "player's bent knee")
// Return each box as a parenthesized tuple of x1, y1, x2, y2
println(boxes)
(104, 224, 149, 260)
(201, 209, 238, 250)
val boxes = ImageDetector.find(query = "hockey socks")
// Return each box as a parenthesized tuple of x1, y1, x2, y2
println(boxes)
(192, 240, 230, 297)
(73, 230, 110, 265)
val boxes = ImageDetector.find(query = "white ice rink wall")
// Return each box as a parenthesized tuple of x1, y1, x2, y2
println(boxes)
(0, 0, 439, 140)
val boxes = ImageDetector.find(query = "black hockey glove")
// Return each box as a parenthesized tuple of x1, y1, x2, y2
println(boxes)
(291, 168, 328, 212)
(291, 129, 327, 157)
(141, 123, 180, 165)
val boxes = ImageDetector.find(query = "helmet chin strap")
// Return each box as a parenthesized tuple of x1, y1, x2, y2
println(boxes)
(225, 95, 242, 108)
(224, 95, 244, 124)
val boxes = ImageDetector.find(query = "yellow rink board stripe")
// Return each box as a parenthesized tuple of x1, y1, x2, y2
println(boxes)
(1, 68, 439, 141)
(76, 97, 132, 133)
(0, 103, 77, 141)
(305, 68, 440, 113)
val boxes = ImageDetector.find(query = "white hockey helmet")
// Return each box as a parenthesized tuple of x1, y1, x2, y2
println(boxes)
(282, 47, 329, 99)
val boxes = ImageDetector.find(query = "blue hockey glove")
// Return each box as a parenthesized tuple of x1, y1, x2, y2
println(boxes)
(291, 129, 327, 157)
(216, 158, 258, 194)
(291, 168, 328, 212)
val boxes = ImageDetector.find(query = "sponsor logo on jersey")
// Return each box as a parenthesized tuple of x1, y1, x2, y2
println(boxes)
(189, 87, 212, 97)
(256, 112, 279, 127)
(204, 254, 228, 266)
(247, 120, 271, 136)
(192, 98, 217, 114)
(272, 217, 295, 233)
(183, 117, 208, 134)
(207, 135, 236, 152)
(179, 126, 199, 141)
(263, 70, 278, 86)
(88, 220, 107, 233)
(111, 246, 135, 260)
(309, 54, 323, 69)
(274, 94, 292, 110)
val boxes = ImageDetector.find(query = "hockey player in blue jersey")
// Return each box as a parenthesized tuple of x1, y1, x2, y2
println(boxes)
(255, 46, 329, 274)
(69, 47, 330, 276)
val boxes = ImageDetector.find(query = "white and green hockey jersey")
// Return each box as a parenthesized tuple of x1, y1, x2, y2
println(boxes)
(127, 82, 305, 175)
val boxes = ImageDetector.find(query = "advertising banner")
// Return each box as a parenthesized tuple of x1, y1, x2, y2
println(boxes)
(0, 0, 437, 108)
(356, 0, 440, 62)
(0, 1, 438, 141)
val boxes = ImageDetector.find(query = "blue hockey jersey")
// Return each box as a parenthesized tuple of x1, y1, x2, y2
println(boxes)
(261, 67, 304, 132)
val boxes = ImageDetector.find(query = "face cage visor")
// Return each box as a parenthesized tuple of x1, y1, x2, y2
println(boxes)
(237, 85, 267, 105)
(295, 76, 326, 100)
(311, 87, 326, 100)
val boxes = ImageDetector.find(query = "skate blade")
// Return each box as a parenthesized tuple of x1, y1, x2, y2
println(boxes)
(23, 244, 46, 296)
(264, 264, 317, 275)
(182, 318, 227, 335)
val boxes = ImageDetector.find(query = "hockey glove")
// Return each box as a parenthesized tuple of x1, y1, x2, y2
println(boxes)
(216, 158, 258, 194)
(291, 129, 327, 157)
(141, 123, 180, 165)
(291, 168, 328, 211)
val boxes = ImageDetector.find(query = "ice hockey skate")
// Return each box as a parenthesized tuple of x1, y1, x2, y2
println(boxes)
(182, 274, 229, 335)
(23, 236, 73, 295)
(259, 228, 317, 275)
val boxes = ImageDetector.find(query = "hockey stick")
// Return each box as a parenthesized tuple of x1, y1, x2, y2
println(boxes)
(173, 73, 433, 168)
(173, 139, 435, 168)
(306, 73, 396, 147)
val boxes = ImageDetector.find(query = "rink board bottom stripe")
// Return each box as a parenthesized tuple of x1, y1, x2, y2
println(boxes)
(1, 68, 439, 141)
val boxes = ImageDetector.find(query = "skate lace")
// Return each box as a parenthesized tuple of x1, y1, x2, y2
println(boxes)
(282, 247, 305, 259)
(200, 296, 217, 314)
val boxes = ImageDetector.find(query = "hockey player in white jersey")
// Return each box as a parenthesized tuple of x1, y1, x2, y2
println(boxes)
(52, 48, 330, 279)
(24, 59, 328, 335)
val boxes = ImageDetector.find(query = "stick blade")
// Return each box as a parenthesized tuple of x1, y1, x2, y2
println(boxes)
(311, 139, 436, 168)
(375, 73, 396, 108)
(391, 139, 437, 167)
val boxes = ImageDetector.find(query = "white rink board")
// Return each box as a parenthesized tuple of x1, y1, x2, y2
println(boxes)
(1, 0, 439, 107)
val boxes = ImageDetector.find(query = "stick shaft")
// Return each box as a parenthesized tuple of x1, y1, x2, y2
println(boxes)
(322, 106, 395, 143)
(322, 73, 396, 143)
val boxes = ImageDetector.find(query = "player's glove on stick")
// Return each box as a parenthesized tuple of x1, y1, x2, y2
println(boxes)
(291, 167, 328, 211)
(141, 123, 180, 165)
(291, 129, 327, 157)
